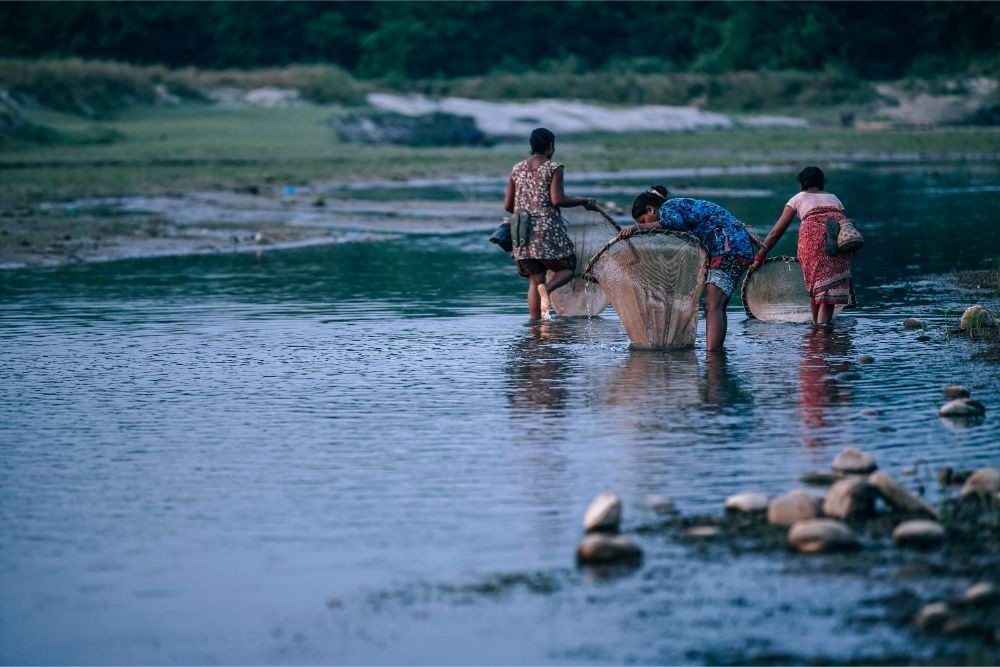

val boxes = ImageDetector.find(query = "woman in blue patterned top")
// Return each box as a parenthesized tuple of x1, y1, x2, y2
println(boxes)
(616, 185, 754, 351)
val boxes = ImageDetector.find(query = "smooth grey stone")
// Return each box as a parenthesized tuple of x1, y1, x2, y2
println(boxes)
(576, 533, 642, 565)
(583, 492, 622, 533)
(787, 519, 859, 553)
(724, 492, 768, 514)
(961, 582, 1000, 605)
(768, 490, 820, 526)
(800, 470, 843, 485)
(683, 525, 722, 539)
(892, 519, 945, 548)
(942, 385, 971, 399)
(959, 304, 997, 329)
(939, 398, 986, 417)
(857, 354, 875, 364)
(868, 471, 940, 519)
(823, 477, 877, 520)
(831, 446, 877, 474)
(903, 318, 925, 329)
(914, 602, 951, 633)
(959, 467, 1000, 501)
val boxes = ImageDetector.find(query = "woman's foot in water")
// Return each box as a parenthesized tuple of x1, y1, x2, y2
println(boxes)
(537, 283, 552, 319)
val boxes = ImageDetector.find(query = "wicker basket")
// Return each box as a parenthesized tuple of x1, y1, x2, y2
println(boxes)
(837, 219, 864, 252)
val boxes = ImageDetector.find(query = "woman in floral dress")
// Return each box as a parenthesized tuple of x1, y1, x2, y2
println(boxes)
(504, 127, 598, 319)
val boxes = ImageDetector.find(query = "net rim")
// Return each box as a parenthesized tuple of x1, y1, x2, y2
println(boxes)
(740, 255, 799, 320)
(581, 228, 708, 283)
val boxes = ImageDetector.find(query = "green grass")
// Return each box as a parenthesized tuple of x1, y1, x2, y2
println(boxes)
(2, 103, 999, 207)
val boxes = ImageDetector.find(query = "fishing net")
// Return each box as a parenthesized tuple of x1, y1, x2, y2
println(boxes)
(741, 256, 844, 323)
(546, 208, 618, 317)
(584, 229, 708, 349)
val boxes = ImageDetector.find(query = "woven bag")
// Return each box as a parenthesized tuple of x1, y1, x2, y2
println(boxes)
(837, 219, 864, 252)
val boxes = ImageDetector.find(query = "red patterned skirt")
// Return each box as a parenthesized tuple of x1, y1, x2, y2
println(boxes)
(798, 206, 852, 305)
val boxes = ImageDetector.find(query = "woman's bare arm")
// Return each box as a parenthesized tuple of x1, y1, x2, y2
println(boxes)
(504, 174, 515, 213)
(750, 205, 796, 270)
(549, 166, 595, 209)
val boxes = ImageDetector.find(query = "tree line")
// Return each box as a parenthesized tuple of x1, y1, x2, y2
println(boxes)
(1, 1, 997, 80)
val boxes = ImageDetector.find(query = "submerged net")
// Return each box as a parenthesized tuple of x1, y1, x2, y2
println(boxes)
(741, 256, 844, 323)
(547, 208, 617, 317)
(584, 230, 708, 349)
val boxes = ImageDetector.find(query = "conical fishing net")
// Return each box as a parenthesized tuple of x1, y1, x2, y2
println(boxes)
(546, 209, 617, 317)
(584, 230, 708, 349)
(741, 256, 844, 323)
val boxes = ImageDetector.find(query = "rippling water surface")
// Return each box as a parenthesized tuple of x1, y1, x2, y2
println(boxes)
(2, 166, 999, 664)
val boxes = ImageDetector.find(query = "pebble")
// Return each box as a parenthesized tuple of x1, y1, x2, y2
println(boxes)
(724, 492, 769, 514)
(644, 494, 677, 515)
(799, 471, 843, 485)
(942, 385, 971, 399)
(767, 490, 820, 527)
(684, 525, 722, 539)
(857, 354, 875, 364)
(892, 519, 946, 548)
(860, 408, 882, 417)
(939, 398, 986, 418)
(914, 602, 951, 633)
(961, 582, 999, 606)
(823, 477, 877, 520)
(787, 519, 859, 554)
(583, 492, 622, 533)
(958, 467, 1000, 502)
(831, 446, 877, 474)
(959, 304, 997, 329)
(937, 467, 971, 486)
(903, 318, 925, 329)
(867, 471, 940, 519)
(576, 533, 642, 565)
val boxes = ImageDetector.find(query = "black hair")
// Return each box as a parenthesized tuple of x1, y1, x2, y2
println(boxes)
(798, 166, 825, 191)
(529, 127, 555, 154)
(631, 185, 669, 219)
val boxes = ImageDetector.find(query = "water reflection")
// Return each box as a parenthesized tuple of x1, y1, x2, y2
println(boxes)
(603, 350, 700, 409)
(702, 350, 753, 409)
(798, 326, 855, 447)
(505, 320, 574, 415)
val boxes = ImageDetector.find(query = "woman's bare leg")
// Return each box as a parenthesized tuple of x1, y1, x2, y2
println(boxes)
(527, 273, 544, 319)
(816, 303, 836, 325)
(704, 284, 731, 351)
(544, 268, 574, 294)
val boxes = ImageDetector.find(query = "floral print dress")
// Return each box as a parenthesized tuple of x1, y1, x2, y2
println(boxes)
(510, 159, 575, 261)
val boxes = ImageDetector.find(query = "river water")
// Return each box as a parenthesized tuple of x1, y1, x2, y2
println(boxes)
(1, 165, 998, 664)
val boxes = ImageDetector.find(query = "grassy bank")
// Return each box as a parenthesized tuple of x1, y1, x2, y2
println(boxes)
(2, 103, 999, 208)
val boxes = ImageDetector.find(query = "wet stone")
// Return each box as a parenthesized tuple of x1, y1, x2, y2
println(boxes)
(959, 304, 997, 329)
(860, 408, 882, 417)
(915, 334, 931, 342)
(961, 582, 1000, 607)
(914, 602, 952, 633)
(857, 354, 875, 364)
(868, 471, 940, 519)
(767, 490, 820, 527)
(799, 471, 843, 486)
(583, 492, 622, 533)
(959, 467, 1000, 503)
(942, 385, 971, 399)
(644, 494, 677, 515)
(684, 525, 722, 539)
(831, 446, 877, 474)
(576, 533, 642, 565)
(892, 519, 946, 548)
(903, 317, 925, 329)
(939, 398, 987, 417)
(788, 519, 859, 554)
(823, 477, 877, 520)
(724, 492, 769, 514)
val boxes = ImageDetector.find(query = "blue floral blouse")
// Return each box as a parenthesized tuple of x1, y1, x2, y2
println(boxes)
(658, 198, 753, 260)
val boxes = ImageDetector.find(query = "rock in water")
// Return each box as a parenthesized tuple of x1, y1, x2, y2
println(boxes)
(939, 398, 986, 417)
(583, 492, 622, 533)
(903, 318, 924, 329)
(768, 490, 820, 526)
(644, 495, 677, 515)
(961, 582, 1000, 606)
(831, 447, 877, 474)
(823, 477, 877, 520)
(959, 304, 997, 329)
(857, 354, 875, 364)
(958, 467, 1000, 503)
(683, 525, 722, 539)
(724, 492, 769, 514)
(799, 471, 843, 486)
(585, 231, 707, 349)
(893, 519, 946, 548)
(576, 533, 642, 565)
(867, 472, 940, 519)
(942, 385, 971, 399)
(788, 519, 859, 553)
(914, 602, 952, 633)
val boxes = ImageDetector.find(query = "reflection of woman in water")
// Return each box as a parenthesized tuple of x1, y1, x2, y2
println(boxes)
(617, 185, 755, 351)
(798, 327, 853, 447)
(504, 127, 598, 320)
(751, 166, 853, 325)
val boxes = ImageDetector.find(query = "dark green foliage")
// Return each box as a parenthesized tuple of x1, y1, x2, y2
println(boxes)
(0, 1, 997, 80)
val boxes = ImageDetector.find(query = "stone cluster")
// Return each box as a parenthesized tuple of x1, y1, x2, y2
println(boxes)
(575, 492, 642, 565)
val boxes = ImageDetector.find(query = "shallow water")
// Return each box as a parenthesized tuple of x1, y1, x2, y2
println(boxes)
(1, 165, 999, 664)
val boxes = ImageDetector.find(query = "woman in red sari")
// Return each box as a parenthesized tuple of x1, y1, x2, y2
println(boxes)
(750, 167, 853, 325)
